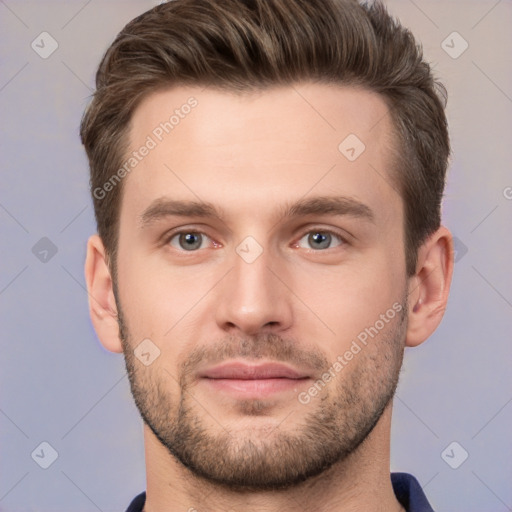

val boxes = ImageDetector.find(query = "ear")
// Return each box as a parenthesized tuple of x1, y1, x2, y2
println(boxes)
(405, 226, 454, 347)
(84, 234, 123, 353)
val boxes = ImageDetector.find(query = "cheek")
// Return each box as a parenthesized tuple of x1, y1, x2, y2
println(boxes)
(116, 248, 217, 343)
(289, 256, 405, 352)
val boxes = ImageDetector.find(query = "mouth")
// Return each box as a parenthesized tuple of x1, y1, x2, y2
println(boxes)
(198, 361, 311, 398)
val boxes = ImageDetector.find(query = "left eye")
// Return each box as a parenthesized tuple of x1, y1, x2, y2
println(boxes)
(296, 231, 344, 250)
(168, 232, 210, 251)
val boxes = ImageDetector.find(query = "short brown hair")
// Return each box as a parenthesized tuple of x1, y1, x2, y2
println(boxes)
(80, 0, 449, 277)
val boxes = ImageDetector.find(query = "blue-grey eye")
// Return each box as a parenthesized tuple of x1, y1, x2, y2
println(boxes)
(169, 232, 206, 251)
(297, 231, 342, 250)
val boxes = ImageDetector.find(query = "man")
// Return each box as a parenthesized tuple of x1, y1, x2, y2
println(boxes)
(81, 0, 454, 510)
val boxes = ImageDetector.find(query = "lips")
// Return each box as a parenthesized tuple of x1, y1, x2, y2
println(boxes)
(199, 361, 309, 380)
(198, 361, 310, 398)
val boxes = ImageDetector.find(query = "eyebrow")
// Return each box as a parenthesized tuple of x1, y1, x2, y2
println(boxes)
(139, 198, 224, 228)
(139, 195, 374, 229)
(281, 196, 374, 223)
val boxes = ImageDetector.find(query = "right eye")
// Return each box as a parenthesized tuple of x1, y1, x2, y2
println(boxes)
(167, 231, 211, 251)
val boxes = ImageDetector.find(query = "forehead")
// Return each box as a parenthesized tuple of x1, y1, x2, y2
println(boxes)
(122, 83, 400, 223)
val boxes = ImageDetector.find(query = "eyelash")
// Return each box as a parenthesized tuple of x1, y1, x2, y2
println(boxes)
(163, 227, 348, 252)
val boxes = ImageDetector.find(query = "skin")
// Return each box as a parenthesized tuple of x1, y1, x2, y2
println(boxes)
(85, 83, 453, 512)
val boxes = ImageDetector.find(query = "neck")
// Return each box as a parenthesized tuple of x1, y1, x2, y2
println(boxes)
(142, 402, 404, 512)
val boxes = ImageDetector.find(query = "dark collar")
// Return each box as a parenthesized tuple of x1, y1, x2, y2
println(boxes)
(126, 472, 435, 512)
(391, 472, 435, 512)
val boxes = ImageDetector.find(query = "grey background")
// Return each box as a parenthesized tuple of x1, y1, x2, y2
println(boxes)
(1, 0, 511, 510)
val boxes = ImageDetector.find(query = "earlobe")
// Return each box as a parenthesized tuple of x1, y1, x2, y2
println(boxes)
(84, 235, 123, 353)
(405, 226, 454, 347)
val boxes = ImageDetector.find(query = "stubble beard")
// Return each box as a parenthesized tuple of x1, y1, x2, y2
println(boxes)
(118, 298, 407, 491)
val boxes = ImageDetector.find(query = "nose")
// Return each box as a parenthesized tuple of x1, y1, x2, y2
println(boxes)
(214, 244, 294, 336)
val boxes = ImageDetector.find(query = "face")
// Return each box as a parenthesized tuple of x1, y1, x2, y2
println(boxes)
(115, 83, 409, 489)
